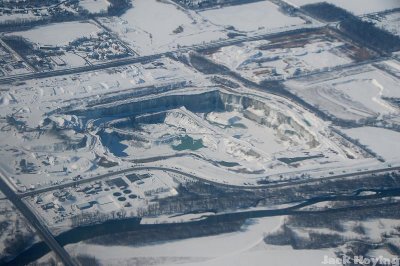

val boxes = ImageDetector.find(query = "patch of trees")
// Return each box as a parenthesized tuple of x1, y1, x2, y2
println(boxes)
(302, 2, 400, 53)
(1, 232, 35, 264)
(0, 18, 47, 31)
(107, 0, 132, 16)
(265, 202, 400, 252)
(0, 0, 62, 10)
(341, 17, 400, 53)
(0, 12, 81, 31)
(265, 225, 346, 249)
(175, 0, 226, 9)
(71, 209, 127, 227)
(87, 217, 245, 246)
(302, 2, 353, 22)
(151, 182, 261, 216)
(174, 0, 262, 10)
(0, 0, 130, 31)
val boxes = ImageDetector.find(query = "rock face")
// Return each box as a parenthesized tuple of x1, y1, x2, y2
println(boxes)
(71, 90, 318, 149)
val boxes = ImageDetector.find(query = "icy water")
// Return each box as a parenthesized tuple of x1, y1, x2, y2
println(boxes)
(6, 187, 400, 265)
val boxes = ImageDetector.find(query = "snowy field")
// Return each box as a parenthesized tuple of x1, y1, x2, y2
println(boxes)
(78, 0, 110, 14)
(286, 62, 400, 121)
(65, 216, 337, 266)
(97, 0, 308, 55)
(97, 0, 225, 55)
(285, 0, 400, 15)
(208, 34, 354, 83)
(199, 1, 305, 32)
(6, 21, 101, 46)
(341, 127, 400, 161)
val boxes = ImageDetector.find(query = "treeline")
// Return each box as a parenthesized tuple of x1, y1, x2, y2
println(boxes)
(265, 201, 400, 251)
(0, 13, 83, 32)
(174, 0, 262, 10)
(71, 209, 128, 227)
(107, 0, 132, 16)
(341, 17, 400, 52)
(0, 0, 131, 31)
(153, 182, 261, 215)
(0, 0, 62, 10)
(302, 2, 353, 22)
(302, 2, 400, 53)
(175, 0, 227, 9)
(87, 217, 245, 247)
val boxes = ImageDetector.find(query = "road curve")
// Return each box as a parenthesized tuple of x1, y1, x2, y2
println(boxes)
(19, 163, 400, 198)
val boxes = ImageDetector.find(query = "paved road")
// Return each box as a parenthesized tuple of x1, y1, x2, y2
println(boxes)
(19, 163, 400, 198)
(0, 26, 321, 85)
(0, 172, 76, 266)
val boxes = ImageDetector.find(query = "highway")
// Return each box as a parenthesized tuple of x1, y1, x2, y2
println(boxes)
(0, 172, 76, 266)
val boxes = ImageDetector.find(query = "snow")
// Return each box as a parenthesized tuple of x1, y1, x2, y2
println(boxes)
(66, 216, 337, 266)
(341, 127, 400, 161)
(199, 1, 304, 32)
(0, 12, 39, 23)
(0, 64, 374, 191)
(285, 0, 400, 15)
(210, 39, 352, 83)
(58, 52, 88, 67)
(98, 0, 225, 55)
(0, 199, 40, 261)
(0, 93, 14, 105)
(363, 11, 400, 37)
(380, 11, 400, 34)
(98, 86, 356, 186)
(0, 57, 207, 189)
(8, 21, 101, 46)
(79, 0, 110, 14)
(286, 64, 400, 120)
(141, 212, 215, 224)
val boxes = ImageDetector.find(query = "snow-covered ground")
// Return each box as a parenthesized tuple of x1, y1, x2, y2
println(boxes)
(199, 1, 305, 32)
(97, 0, 225, 55)
(209, 37, 353, 83)
(0, 51, 381, 192)
(109, 96, 359, 182)
(79, 0, 110, 14)
(27, 170, 179, 232)
(0, 12, 40, 24)
(0, 199, 39, 262)
(0, 44, 32, 76)
(0, 57, 207, 189)
(286, 62, 400, 121)
(65, 216, 336, 266)
(96, 0, 308, 55)
(363, 11, 400, 37)
(341, 127, 400, 161)
(1, 2, 400, 265)
(6, 21, 101, 46)
(284, 0, 400, 15)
